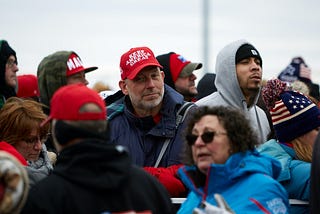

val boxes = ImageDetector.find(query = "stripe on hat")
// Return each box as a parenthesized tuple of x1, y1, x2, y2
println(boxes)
(272, 101, 315, 124)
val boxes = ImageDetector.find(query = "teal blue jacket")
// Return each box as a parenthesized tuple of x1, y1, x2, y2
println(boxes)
(258, 139, 310, 214)
(178, 150, 289, 213)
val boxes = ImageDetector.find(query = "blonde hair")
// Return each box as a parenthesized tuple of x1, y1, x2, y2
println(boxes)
(291, 138, 313, 162)
(0, 97, 50, 144)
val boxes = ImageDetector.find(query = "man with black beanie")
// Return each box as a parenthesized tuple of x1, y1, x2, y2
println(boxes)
(0, 40, 18, 109)
(196, 39, 271, 144)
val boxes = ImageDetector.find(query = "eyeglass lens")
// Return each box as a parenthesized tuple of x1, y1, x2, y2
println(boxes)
(186, 131, 215, 146)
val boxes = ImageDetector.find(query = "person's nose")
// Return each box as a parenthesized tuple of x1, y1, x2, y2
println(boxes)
(194, 136, 205, 146)
(13, 64, 19, 73)
(145, 77, 155, 88)
(189, 73, 197, 81)
(33, 139, 42, 150)
(250, 60, 260, 72)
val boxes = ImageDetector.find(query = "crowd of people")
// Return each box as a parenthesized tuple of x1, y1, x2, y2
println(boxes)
(0, 38, 319, 213)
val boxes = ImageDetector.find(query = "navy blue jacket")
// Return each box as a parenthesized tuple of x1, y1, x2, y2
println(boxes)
(107, 84, 191, 167)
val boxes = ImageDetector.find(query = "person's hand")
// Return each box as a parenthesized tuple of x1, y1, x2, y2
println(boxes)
(193, 194, 235, 214)
(144, 164, 186, 197)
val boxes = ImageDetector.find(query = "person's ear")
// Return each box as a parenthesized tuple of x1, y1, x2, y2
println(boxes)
(119, 80, 129, 95)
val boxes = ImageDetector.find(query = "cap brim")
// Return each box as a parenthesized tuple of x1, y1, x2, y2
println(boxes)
(83, 66, 98, 73)
(40, 115, 52, 127)
(180, 62, 203, 77)
(127, 63, 163, 80)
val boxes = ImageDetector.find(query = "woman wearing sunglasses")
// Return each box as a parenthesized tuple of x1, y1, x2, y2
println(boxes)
(177, 106, 289, 213)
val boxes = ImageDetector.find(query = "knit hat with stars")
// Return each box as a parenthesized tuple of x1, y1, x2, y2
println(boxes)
(262, 78, 320, 142)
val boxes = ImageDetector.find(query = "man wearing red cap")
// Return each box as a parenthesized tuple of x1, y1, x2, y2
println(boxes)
(107, 46, 196, 197)
(22, 84, 174, 214)
(37, 51, 98, 152)
(156, 52, 202, 102)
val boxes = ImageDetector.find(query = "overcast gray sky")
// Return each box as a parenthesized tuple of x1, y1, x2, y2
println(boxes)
(2, 0, 320, 90)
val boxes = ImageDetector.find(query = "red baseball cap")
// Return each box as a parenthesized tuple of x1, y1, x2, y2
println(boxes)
(17, 74, 40, 98)
(169, 53, 202, 82)
(66, 53, 98, 77)
(41, 84, 106, 126)
(120, 47, 163, 80)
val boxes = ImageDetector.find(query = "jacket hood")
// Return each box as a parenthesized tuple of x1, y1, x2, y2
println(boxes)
(37, 51, 72, 108)
(215, 39, 261, 108)
(54, 139, 131, 191)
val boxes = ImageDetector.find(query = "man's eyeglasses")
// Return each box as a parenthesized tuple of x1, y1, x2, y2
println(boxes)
(186, 131, 227, 146)
(6, 59, 17, 68)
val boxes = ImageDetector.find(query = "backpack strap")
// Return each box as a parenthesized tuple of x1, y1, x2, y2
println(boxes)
(154, 102, 194, 167)
(175, 102, 194, 127)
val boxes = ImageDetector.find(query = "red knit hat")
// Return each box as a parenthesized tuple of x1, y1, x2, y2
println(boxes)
(120, 47, 162, 80)
(17, 74, 40, 98)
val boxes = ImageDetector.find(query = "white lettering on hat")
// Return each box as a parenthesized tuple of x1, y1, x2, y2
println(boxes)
(251, 50, 258, 55)
(67, 56, 84, 70)
(126, 50, 151, 67)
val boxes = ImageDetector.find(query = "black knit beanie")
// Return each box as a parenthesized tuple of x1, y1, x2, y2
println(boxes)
(235, 44, 262, 67)
(0, 40, 17, 98)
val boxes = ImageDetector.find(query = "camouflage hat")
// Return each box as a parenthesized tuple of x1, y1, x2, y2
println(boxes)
(37, 51, 97, 108)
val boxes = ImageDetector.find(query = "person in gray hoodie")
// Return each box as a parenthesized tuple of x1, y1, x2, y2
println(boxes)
(196, 39, 270, 144)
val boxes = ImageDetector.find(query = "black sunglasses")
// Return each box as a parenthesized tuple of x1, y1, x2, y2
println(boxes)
(186, 131, 227, 146)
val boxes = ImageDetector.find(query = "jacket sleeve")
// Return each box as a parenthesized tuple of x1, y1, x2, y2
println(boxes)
(144, 164, 187, 197)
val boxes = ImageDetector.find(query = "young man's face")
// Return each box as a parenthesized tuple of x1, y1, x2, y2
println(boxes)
(236, 57, 262, 96)
(119, 66, 164, 116)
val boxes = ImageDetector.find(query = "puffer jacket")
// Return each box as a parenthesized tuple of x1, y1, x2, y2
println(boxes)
(178, 150, 289, 214)
(258, 139, 310, 214)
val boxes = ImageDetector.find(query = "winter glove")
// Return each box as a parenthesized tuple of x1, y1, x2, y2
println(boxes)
(144, 164, 187, 197)
(193, 194, 235, 214)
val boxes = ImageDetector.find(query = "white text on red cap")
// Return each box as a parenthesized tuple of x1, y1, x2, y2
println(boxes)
(67, 56, 84, 71)
(126, 50, 151, 67)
